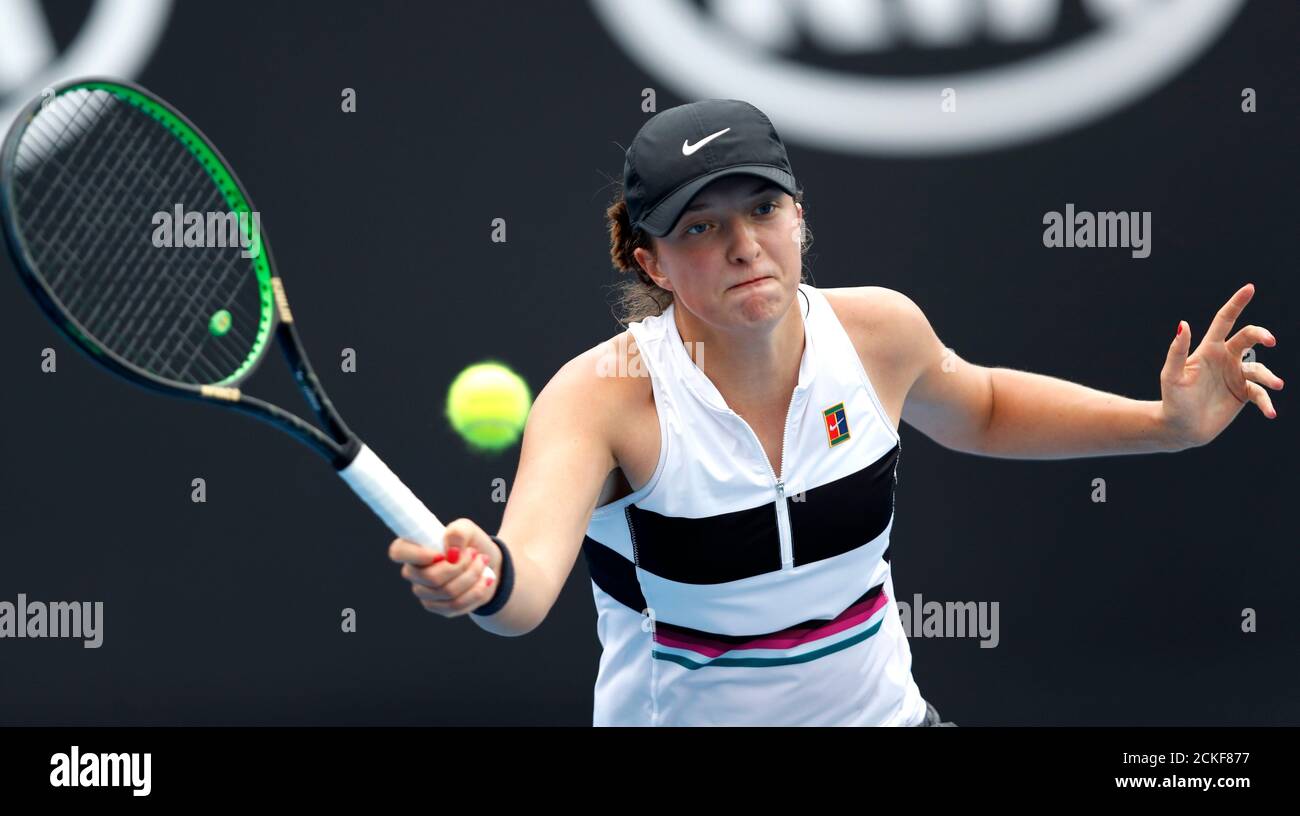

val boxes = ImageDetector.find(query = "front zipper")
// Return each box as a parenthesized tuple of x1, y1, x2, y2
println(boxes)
(774, 478, 793, 569)
(734, 387, 800, 571)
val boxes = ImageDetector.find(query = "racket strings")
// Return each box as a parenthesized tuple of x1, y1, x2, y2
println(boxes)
(18, 95, 143, 286)
(42, 109, 202, 331)
(18, 93, 260, 383)
(37, 94, 261, 381)
(12, 89, 267, 385)
(99, 144, 249, 377)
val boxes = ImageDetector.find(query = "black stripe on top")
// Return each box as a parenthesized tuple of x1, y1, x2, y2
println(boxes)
(626, 501, 782, 585)
(789, 442, 898, 567)
(582, 536, 647, 614)
(620, 442, 900, 585)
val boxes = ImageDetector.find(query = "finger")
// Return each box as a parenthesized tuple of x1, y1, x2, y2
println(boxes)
(413, 573, 483, 613)
(402, 546, 475, 589)
(1244, 381, 1277, 419)
(416, 581, 480, 617)
(1204, 283, 1255, 345)
(388, 537, 442, 567)
(1242, 360, 1285, 391)
(443, 518, 501, 580)
(442, 518, 484, 554)
(418, 595, 458, 615)
(1161, 320, 1192, 383)
(440, 565, 498, 619)
(1226, 324, 1277, 359)
(437, 549, 489, 602)
(412, 583, 451, 603)
(401, 561, 448, 589)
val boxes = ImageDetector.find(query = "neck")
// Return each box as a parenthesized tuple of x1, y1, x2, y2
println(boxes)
(673, 293, 805, 415)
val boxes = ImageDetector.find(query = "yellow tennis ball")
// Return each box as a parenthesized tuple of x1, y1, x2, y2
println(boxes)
(445, 362, 532, 452)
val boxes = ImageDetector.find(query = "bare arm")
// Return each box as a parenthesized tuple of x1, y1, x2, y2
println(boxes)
(469, 347, 621, 636)
(963, 368, 1171, 459)
(903, 286, 1284, 458)
(832, 286, 995, 455)
(840, 287, 1186, 460)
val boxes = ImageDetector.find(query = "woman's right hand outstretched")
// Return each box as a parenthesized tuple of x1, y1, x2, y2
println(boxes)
(389, 518, 500, 618)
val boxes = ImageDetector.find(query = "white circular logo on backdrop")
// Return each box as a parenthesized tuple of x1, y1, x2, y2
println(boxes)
(589, 0, 1246, 155)
(0, 0, 173, 131)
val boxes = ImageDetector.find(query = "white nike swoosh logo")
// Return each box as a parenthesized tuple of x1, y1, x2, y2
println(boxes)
(682, 127, 730, 156)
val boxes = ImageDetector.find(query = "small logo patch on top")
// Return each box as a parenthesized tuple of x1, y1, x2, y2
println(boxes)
(823, 402, 850, 447)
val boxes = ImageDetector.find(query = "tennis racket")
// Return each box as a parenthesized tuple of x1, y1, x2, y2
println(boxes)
(0, 77, 492, 581)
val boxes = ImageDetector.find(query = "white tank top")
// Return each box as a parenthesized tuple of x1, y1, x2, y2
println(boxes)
(582, 283, 927, 726)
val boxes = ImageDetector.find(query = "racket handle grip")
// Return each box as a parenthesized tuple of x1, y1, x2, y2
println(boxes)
(338, 444, 497, 581)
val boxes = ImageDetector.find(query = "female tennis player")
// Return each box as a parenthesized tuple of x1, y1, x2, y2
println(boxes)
(388, 100, 1283, 726)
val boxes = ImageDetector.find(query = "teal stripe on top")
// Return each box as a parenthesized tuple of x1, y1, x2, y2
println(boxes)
(652, 617, 883, 670)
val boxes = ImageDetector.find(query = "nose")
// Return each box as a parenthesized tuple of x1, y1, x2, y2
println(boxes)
(726, 217, 762, 264)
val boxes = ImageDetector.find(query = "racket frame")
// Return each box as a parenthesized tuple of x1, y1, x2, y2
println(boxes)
(0, 77, 359, 467)
(1, 76, 501, 577)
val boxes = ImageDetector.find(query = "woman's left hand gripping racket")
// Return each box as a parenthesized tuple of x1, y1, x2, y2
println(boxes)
(0, 77, 492, 582)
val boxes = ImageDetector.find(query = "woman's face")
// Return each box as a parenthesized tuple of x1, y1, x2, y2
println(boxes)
(634, 175, 803, 332)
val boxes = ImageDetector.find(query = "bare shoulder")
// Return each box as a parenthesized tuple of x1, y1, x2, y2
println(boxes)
(513, 330, 644, 489)
(820, 286, 946, 430)
(533, 328, 657, 495)
(821, 285, 936, 362)
(549, 329, 652, 403)
(532, 328, 653, 441)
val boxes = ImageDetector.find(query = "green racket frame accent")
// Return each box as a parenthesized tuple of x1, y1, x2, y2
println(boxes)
(4, 77, 360, 465)
(63, 80, 276, 386)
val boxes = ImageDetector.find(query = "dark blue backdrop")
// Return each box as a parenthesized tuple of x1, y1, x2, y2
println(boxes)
(0, 0, 1294, 725)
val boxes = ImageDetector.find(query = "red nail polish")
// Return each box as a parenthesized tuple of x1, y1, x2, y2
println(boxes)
(486, 577, 494, 588)
(430, 553, 445, 564)
(447, 548, 460, 564)
(1176, 322, 1182, 337)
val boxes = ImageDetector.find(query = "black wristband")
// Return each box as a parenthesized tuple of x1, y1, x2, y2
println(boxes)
(471, 534, 515, 618)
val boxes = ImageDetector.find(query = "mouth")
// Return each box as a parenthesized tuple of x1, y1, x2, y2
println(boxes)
(728, 275, 771, 290)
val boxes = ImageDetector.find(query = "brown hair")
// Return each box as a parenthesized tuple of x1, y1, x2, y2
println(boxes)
(605, 188, 813, 326)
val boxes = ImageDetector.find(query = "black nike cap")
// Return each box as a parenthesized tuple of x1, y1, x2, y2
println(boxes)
(623, 99, 799, 238)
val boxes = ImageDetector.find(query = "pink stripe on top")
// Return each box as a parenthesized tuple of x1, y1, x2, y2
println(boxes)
(654, 590, 889, 658)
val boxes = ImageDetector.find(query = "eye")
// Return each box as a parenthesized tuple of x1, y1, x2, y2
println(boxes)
(682, 201, 778, 236)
